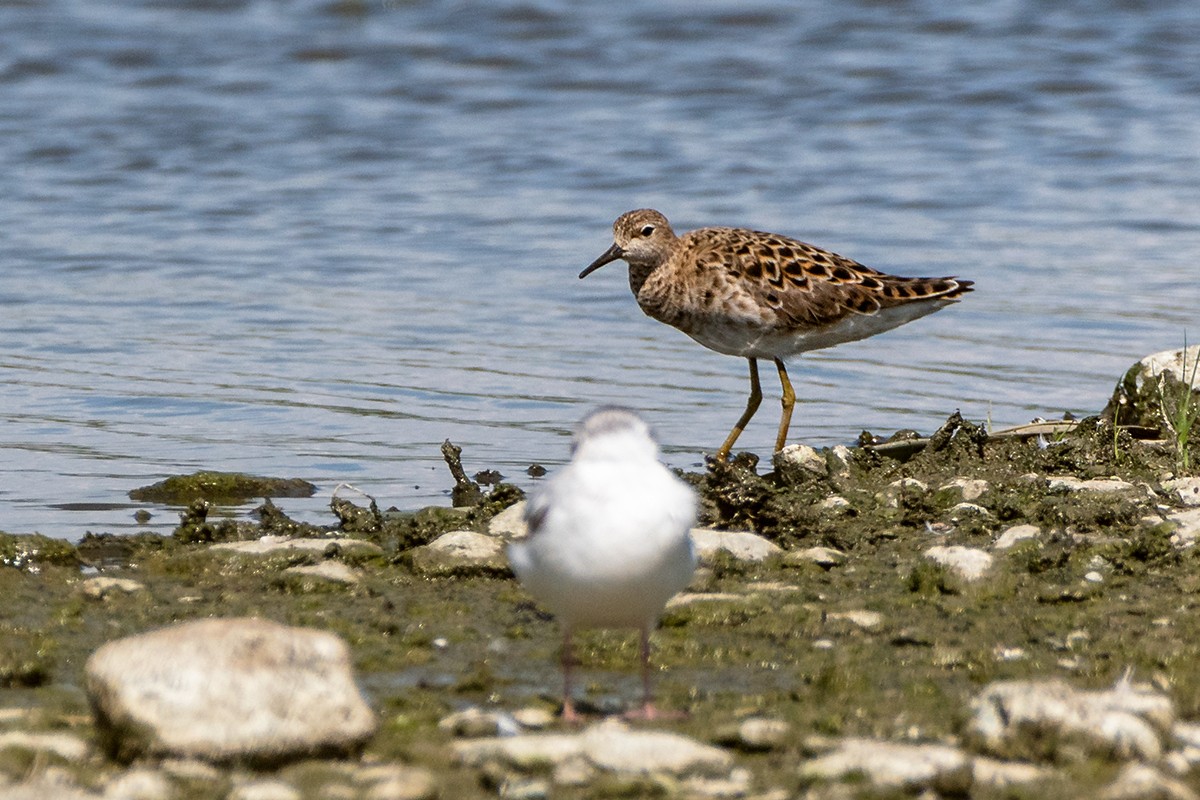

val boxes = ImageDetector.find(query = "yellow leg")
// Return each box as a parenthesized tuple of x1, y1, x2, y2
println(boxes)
(774, 358, 795, 453)
(716, 358, 762, 462)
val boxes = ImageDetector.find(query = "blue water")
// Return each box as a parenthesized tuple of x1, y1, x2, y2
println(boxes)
(2, 0, 1198, 539)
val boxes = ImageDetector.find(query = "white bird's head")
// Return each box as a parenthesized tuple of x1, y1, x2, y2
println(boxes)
(570, 407, 660, 463)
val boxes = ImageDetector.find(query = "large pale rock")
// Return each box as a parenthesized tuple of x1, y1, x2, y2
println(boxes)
(1049, 477, 1138, 494)
(1101, 763, 1198, 800)
(924, 545, 994, 582)
(717, 717, 791, 752)
(1104, 346, 1200, 430)
(939, 478, 990, 502)
(0, 772, 99, 800)
(1162, 478, 1200, 507)
(799, 738, 972, 794)
(0, 730, 90, 762)
(971, 757, 1052, 789)
(454, 718, 731, 778)
(967, 675, 1173, 762)
(994, 524, 1041, 550)
(880, 478, 928, 507)
(102, 768, 174, 800)
(773, 444, 827, 483)
(488, 501, 528, 538)
(81, 577, 145, 600)
(827, 610, 884, 631)
(356, 764, 437, 800)
(227, 779, 300, 800)
(86, 617, 377, 764)
(1167, 508, 1200, 549)
(784, 546, 847, 568)
(409, 530, 508, 575)
(690, 529, 782, 563)
(283, 561, 360, 585)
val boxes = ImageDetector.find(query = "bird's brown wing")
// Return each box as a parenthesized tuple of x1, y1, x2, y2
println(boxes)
(696, 227, 972, 329)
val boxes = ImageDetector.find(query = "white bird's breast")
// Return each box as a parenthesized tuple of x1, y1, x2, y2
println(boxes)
(508, 459, 697, 630)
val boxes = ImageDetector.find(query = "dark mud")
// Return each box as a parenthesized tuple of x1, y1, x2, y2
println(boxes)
(1, 408, 1199, 797)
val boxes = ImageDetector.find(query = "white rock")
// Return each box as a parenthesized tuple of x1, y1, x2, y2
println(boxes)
(1173, 721, 1200, 750)
(412, 530, 507, 575)
(103, 768, 173, 800)
(828, 445, 853, 478)
(159, 758, 222, 783)
(994, 524, 1041, 550)
(881, 478, 928, 507)
(784, 546, 847, 568)
(682, 767, 753, 798)
(939, 478, 990, 502)
(1101, 763, 1198, 800)
(582, 720, 731, 776)
(81, 577, 146, 600)
(455, 730, 586, 771)
(0, 772, 99, 800)
(0, 708, 33, 724)
(734, 718, 791, 751)
(775, 444, 826, 476)
(818, 495, 851, 511)
(438, 707, 507, 738)
(1084, 571, 1104, 583)
(85, 617, 377, 763)
(1105, 346, 1200, 430)
(1163, 478, 1200, 507)
(690, 529, 782, 563)
(210, 536, 382, 557)
(1168, 508, 1200, 549)
(924, 546, 994, 582)
(228, 779, 300, 800)
(967, 675, 1173, 762)
(799, 738, 971, 794)
(283, 561, 360, 585)
(512, 707, 555, 730)
(665, 592, 744, 608)
(970, 757, 1051, 788)
(828, 610, 884, 630)
(949, 502, 991, 519)
(488, 501, 528, 538)
(1049, 477, 1137, 494)
(357, 765, 437, 800)
(454, 719, 731, 778)
(427, 530, 502, 558)
(0, 731, 90, 762)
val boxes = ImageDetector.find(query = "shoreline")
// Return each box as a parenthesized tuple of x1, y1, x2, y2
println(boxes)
(1, 348, 1198, 798)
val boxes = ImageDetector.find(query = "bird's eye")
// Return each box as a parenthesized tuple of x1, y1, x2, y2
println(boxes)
(640, 225, 655, 236)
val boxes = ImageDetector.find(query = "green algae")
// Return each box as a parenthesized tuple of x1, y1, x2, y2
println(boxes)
(0, 532, 80, 571)
(128, 471, 318, 505)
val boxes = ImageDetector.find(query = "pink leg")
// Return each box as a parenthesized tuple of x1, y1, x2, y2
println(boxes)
(624, 625, 684, 720)
(638, 625, 654, 717)
(560, 629, 582, 723)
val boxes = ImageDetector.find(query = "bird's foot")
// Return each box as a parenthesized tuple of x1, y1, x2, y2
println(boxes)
(560, 701, 586, 725)
(622, 703, 687, 722)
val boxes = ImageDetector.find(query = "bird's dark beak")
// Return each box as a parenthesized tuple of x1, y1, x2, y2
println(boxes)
(579, 242, 624, 279)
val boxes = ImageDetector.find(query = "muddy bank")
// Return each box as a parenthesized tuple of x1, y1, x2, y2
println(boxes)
(1, 351, 1199, 798)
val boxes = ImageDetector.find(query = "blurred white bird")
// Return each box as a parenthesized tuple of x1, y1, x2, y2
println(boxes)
(508, 407, 698, 721)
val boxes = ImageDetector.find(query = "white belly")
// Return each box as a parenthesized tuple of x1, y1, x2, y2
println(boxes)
(681, 299, 955, 360)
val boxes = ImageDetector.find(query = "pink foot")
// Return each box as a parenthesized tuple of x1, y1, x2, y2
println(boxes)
(622, 703, 687, 722)
(560, 701, 586, 725)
